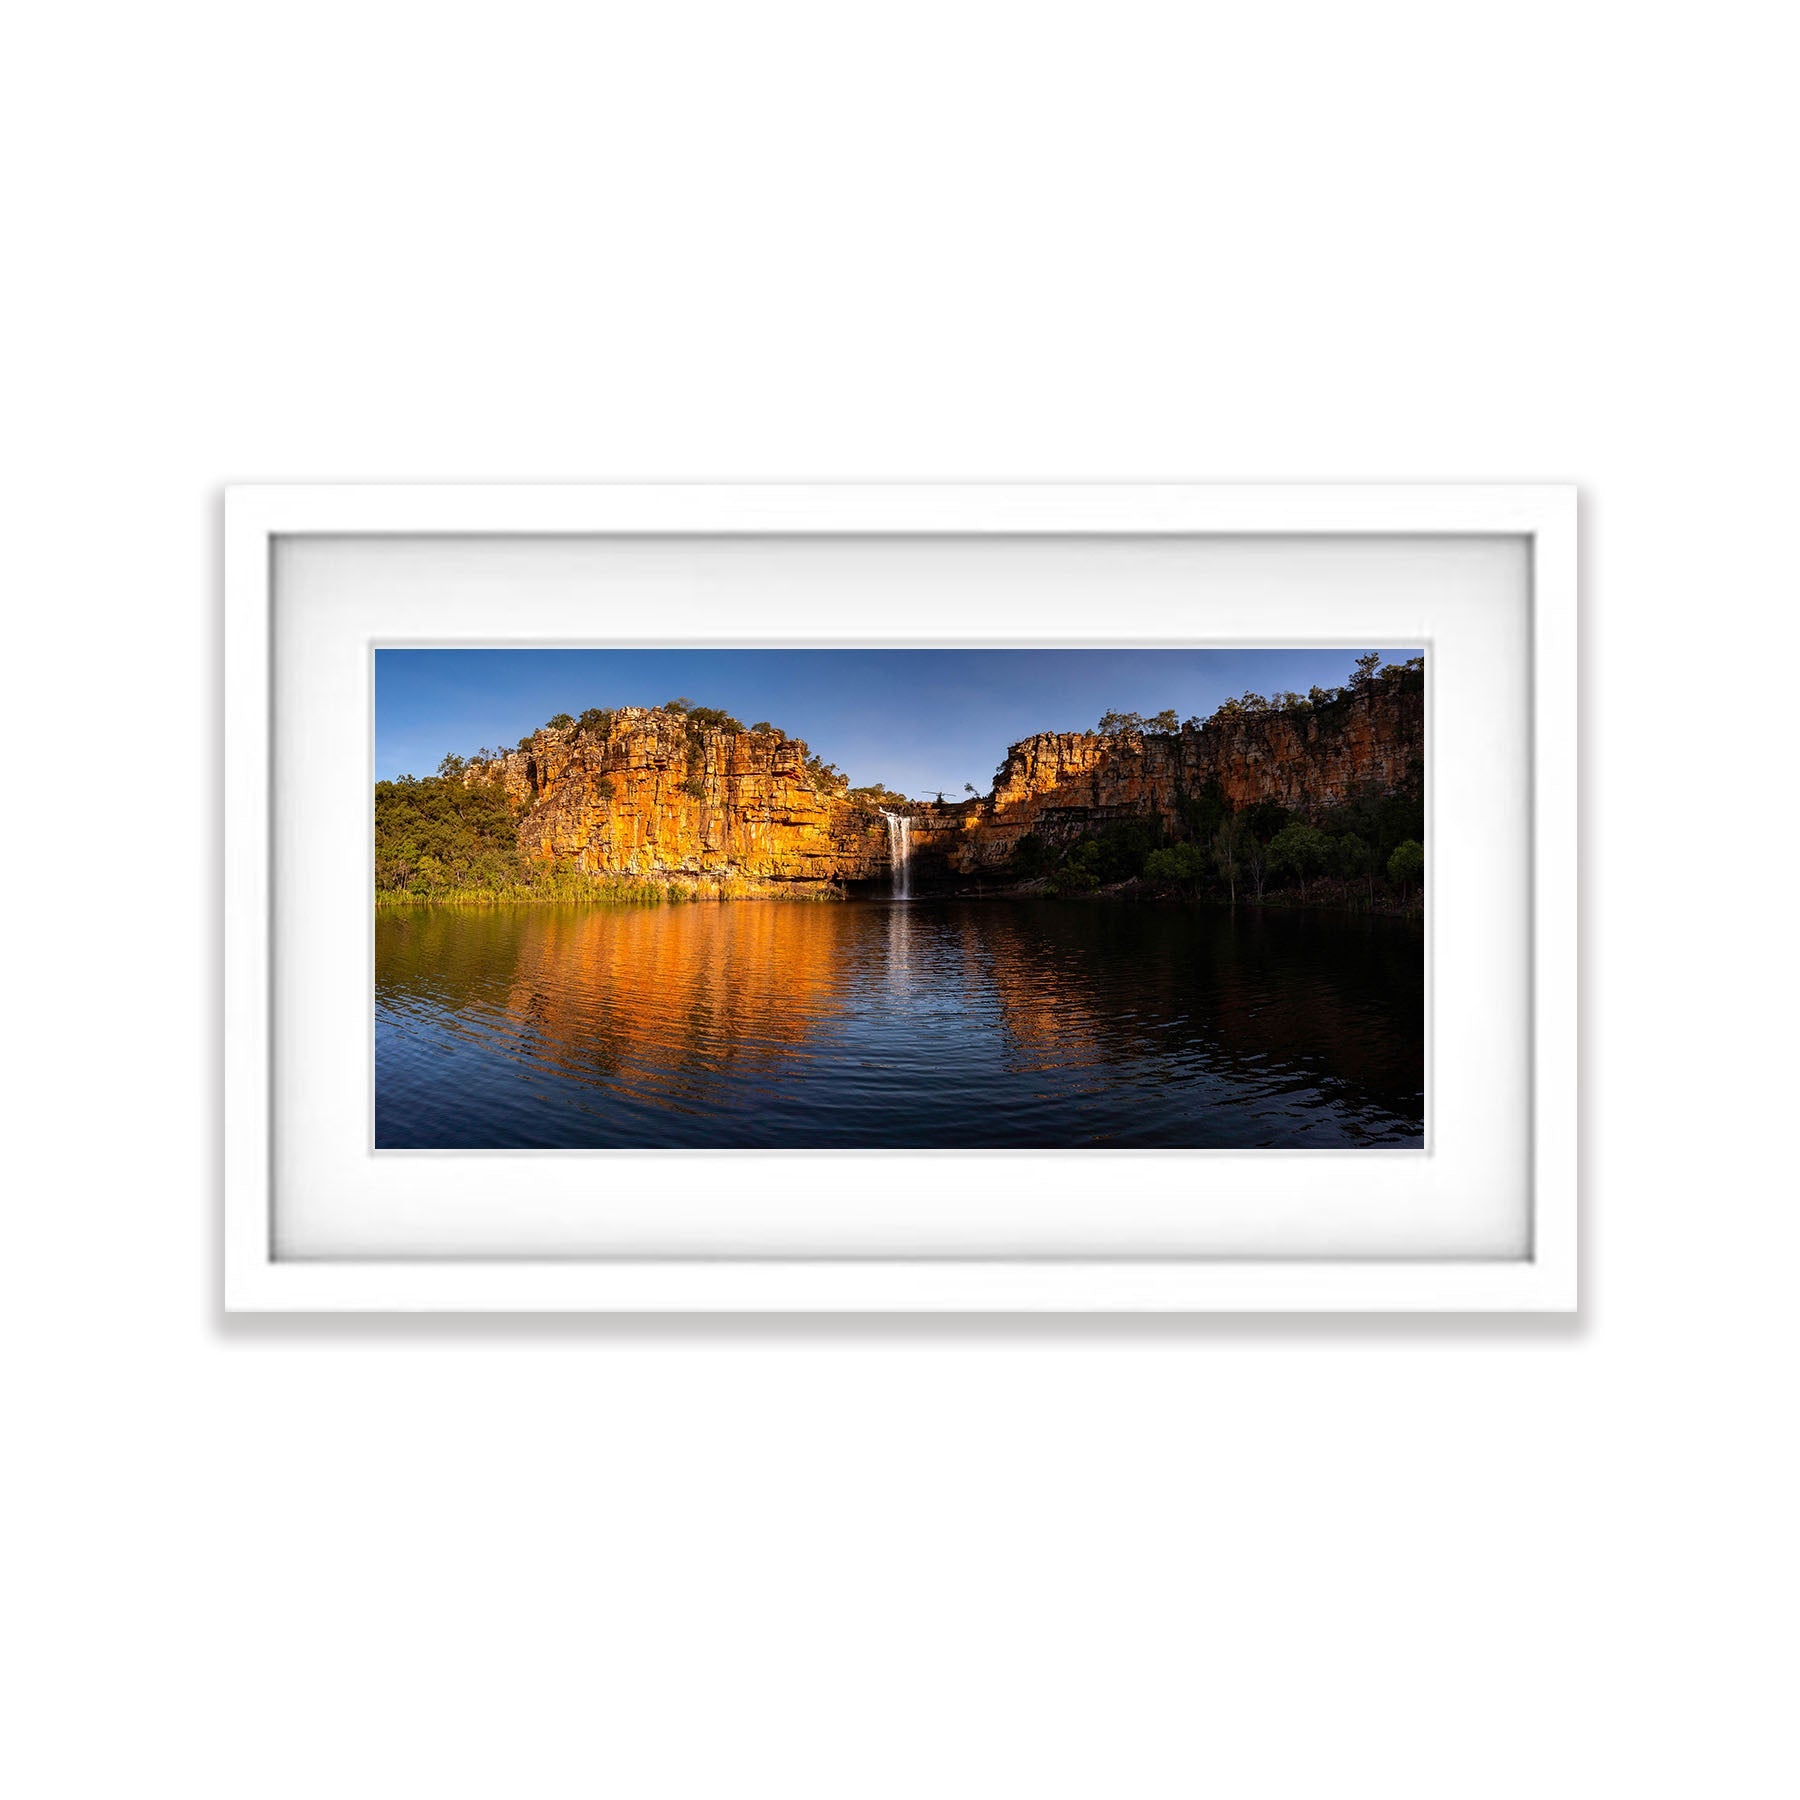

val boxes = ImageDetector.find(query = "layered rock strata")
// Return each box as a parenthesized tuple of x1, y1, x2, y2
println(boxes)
(469, 709, 887, 893)
(469, 684, 1422, 894)
(935, 681, 1424, 876)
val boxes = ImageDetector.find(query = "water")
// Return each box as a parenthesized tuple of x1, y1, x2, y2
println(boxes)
(881, 810, 911, 898)
(376, 900, 1424, 1148)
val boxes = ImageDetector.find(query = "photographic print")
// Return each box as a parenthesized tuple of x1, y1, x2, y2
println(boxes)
(375, 647, 1426, 1150)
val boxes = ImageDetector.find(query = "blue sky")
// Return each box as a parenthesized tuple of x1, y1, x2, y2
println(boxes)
(376, 648, 1423, 799)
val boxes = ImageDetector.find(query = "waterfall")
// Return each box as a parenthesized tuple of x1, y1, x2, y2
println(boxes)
(881, 810, 912, 899)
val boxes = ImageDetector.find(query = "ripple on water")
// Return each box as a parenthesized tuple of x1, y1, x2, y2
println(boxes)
(375, 899, 1424, 1149)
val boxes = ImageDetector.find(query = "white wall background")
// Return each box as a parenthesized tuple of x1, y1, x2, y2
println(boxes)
(3, 5, 1794, 1796)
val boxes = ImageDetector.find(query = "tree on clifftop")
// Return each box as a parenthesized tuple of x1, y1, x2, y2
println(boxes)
(1096, 707, 1180, 736)
(1096, 709, 1146, 736)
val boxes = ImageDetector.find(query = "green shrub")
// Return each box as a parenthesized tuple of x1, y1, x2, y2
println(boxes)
(1144, 841, 1208, 890)
(1387, 838, 1424, 903)
(375, 772, 523, 898)
(1176, 780, 1228, 843)
(683, 704, 744, 733)
(1267, 821, 1331, 897)
(1065, 818, 1161, 884)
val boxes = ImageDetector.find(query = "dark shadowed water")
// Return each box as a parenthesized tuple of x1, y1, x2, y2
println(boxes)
(375, 900, 1424, 1148)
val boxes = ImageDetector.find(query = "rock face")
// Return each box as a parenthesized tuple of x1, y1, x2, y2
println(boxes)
(934, 680, 1425, 876)
(471, 683, 1422, 895)
(470, 708, 889, 893)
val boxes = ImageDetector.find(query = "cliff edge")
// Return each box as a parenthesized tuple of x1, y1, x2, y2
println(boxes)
(457, 674, 1422, 896)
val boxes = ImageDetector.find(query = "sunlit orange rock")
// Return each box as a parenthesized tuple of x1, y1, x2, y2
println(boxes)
(940, 682, 1424, 874)
(468, 685, 1422, 894)
(470, 708, 890, 893)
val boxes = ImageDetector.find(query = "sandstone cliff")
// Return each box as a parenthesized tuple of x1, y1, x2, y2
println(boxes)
(469, 708, 890, 893)
(468, 680, 1422, 895)
(931, 679, 1424, 876)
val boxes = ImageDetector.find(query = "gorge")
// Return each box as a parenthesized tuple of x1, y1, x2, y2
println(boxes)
(374, 660, 1424, 904)
(373, 651, 1428, 1148)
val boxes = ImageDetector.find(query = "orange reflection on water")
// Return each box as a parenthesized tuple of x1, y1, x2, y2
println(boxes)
(494, 902, 854, 1102)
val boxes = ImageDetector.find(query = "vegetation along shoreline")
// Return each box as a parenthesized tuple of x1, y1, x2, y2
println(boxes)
(375, 653, 1424, 914)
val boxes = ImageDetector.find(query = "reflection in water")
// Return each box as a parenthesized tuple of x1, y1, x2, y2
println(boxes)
(376, 901, 1424, 1148)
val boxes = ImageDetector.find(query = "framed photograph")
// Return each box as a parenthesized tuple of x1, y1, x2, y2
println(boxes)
(224, 484, 1576, 1312)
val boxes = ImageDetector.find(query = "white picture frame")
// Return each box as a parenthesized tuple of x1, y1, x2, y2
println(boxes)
(225, 484, 1576, 1313)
